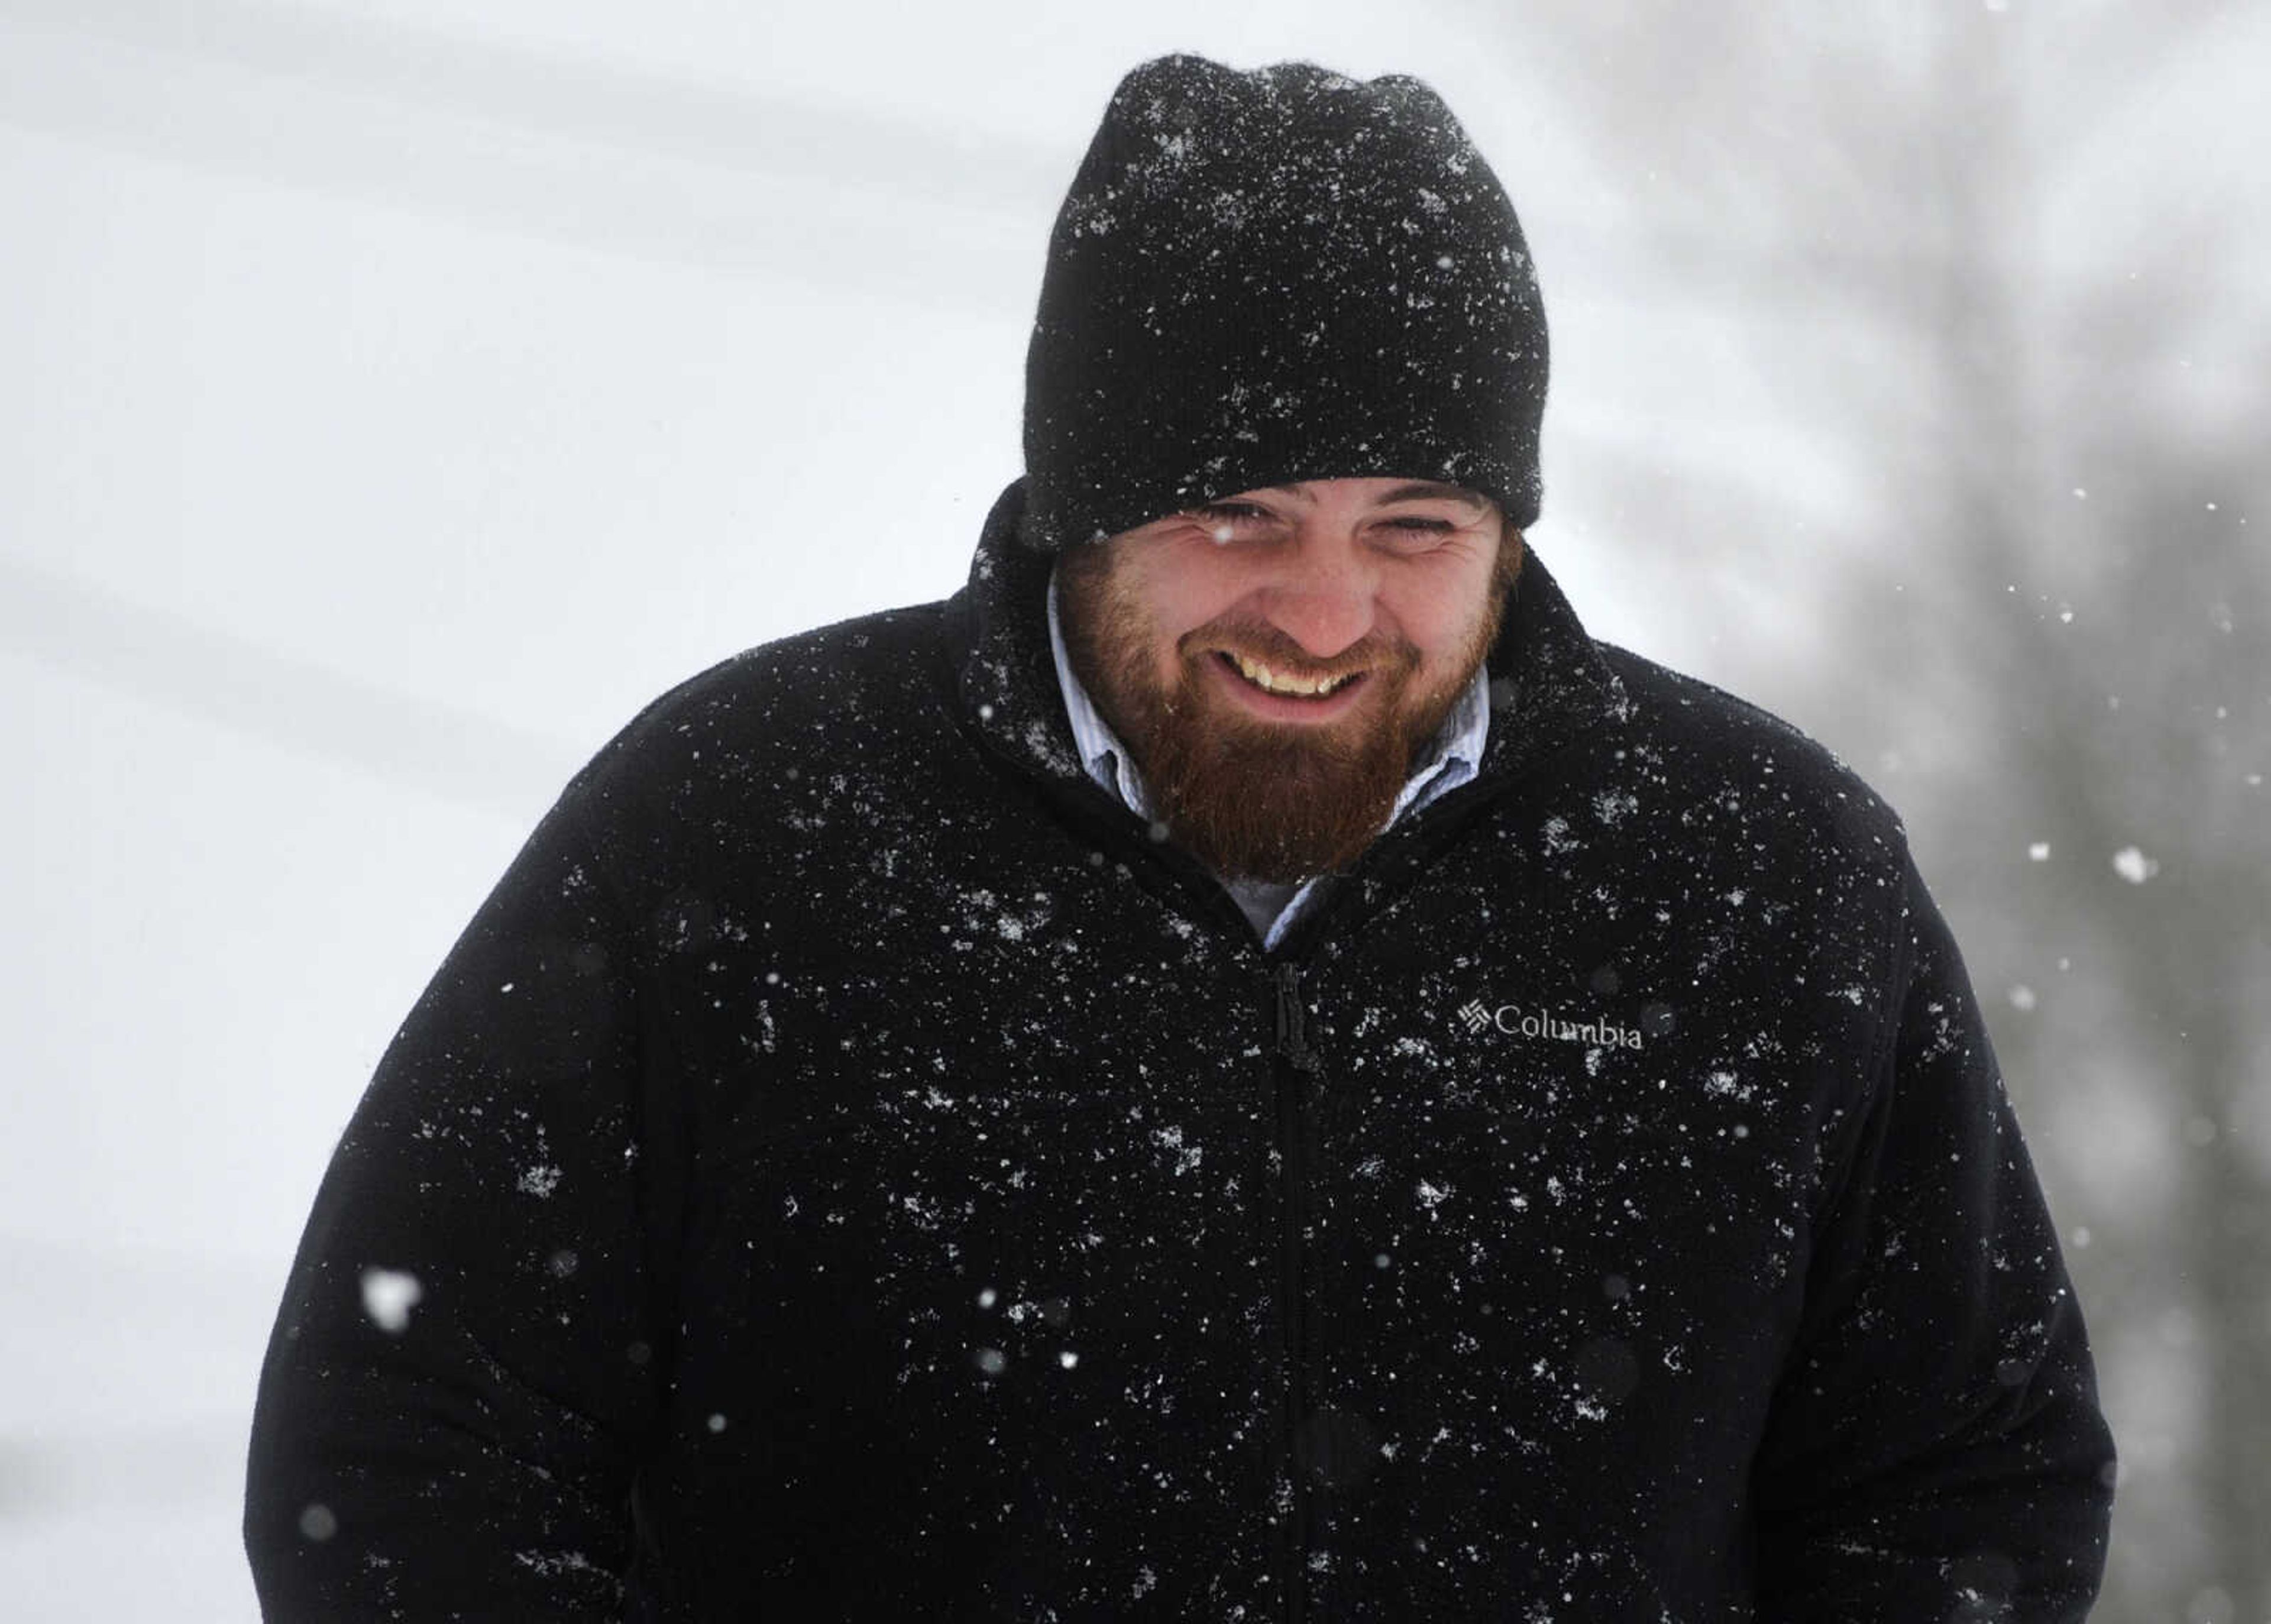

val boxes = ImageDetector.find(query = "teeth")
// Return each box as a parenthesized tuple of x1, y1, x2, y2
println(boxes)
(1231, 652, 1353, 697)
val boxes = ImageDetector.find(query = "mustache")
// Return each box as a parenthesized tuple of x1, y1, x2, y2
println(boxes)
(1175, 617, 1421, 684)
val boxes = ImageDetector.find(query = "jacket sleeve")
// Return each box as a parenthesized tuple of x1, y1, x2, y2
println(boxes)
(244, 771, 672, 1619)
(1750, 851, 2116, 1621)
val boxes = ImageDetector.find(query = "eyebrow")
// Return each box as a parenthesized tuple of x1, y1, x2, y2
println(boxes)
(1266, 481, 1489, 512)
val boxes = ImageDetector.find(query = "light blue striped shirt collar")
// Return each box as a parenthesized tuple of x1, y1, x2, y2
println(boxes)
(1044, 567, 1490, 947)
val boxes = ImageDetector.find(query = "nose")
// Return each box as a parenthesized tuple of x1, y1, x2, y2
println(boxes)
(1258, 531, 1377, 661)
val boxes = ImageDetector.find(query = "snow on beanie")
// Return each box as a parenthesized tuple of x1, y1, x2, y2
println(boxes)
(1020, 53, 1549, 552)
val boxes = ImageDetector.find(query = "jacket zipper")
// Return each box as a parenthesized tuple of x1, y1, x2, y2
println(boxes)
(1273, 960, 1318, 1623)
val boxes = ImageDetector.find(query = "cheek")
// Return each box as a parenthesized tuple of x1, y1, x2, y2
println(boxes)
(1392, 571, 1500, 672)
(1131, 557, 1251, 655)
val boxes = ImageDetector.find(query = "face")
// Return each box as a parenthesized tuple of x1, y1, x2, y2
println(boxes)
(1057, 476, 1520, 884)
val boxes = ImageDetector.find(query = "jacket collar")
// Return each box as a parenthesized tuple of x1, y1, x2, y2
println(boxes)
(947, 475, 1629, 802)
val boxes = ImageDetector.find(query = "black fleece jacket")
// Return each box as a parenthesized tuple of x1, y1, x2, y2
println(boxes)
(246, 479, 2114, 1620)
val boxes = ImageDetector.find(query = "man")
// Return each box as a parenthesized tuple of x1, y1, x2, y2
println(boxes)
(245, 54, 2115, 1619)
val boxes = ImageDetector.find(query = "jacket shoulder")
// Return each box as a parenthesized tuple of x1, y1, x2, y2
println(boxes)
(568, 600, 955, 797)
(1596, 643, 1910, 868)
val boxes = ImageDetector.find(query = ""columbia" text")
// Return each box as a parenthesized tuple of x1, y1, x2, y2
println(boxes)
(1457, 1000, 1644, 1050)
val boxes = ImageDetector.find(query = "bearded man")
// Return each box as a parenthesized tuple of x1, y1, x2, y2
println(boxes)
(245, 54, 2115, 1620)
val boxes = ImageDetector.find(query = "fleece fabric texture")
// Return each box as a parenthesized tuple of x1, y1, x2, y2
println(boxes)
(245, 478, 2114, 1620)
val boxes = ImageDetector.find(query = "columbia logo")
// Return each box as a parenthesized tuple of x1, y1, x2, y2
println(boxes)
(1458, 999, 1645, 1050)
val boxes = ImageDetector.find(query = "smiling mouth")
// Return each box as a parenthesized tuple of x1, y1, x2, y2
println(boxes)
(1216, 649, 1364, 699)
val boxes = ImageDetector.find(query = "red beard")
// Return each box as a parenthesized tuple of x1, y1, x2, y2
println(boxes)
(1057, 552, 1510, 884)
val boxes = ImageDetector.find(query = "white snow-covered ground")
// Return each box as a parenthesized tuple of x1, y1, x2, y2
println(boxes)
(2, 2, 2257, 1617)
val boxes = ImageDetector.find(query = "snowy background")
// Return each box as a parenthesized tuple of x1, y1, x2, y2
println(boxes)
(3, 1, 2265, 1617)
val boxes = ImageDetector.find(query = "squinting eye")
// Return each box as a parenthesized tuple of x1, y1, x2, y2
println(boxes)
(1191, 503, 1275, 541)
(1379, 517, 1457, 543)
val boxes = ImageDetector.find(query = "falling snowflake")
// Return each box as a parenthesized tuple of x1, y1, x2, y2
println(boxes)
(359, 1267, 423, 1335)
(2110, 846, 2159, 884)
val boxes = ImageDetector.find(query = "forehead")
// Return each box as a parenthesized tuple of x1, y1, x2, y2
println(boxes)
(1240, 477, 1491, 510)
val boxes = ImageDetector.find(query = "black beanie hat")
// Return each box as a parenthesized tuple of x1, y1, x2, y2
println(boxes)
(1020, 54, 1548, 552)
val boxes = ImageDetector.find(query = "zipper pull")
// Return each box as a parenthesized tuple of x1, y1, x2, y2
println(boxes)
(1275, 962, 1318, 1072)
